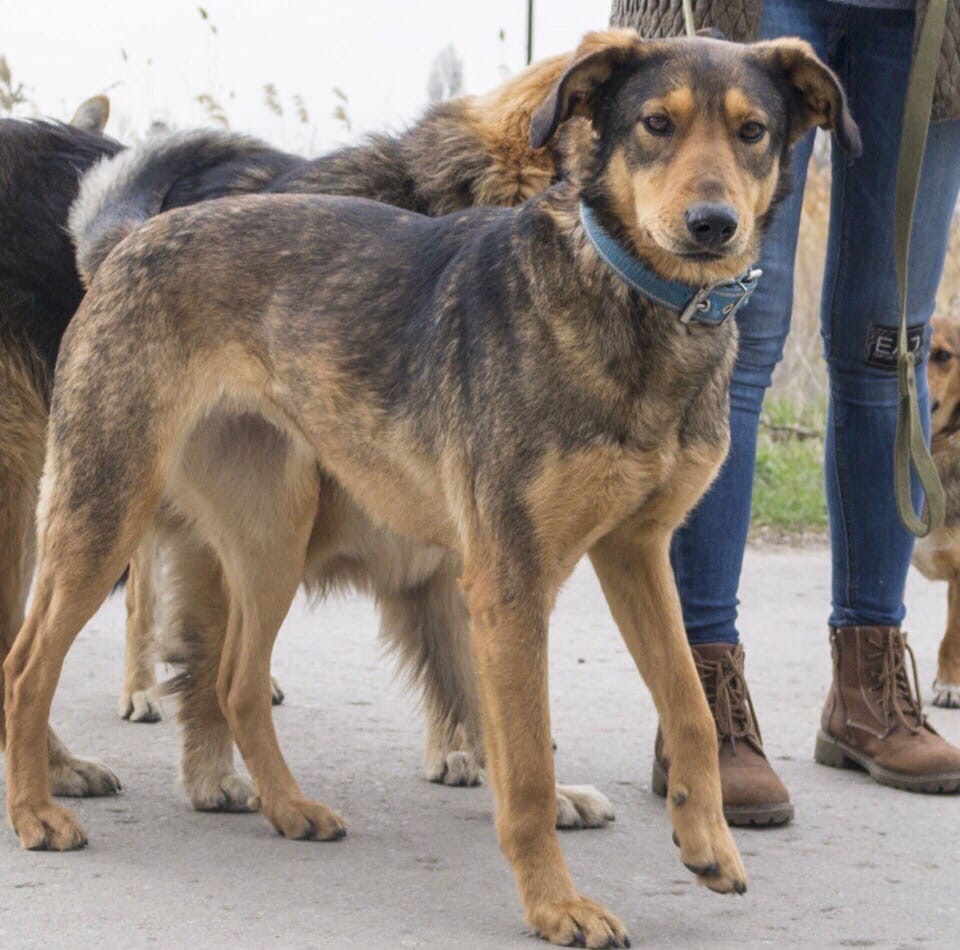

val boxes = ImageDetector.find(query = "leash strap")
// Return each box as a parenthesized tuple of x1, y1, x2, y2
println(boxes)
(682, 0, 696, 37)
(893, 0, 947, 537)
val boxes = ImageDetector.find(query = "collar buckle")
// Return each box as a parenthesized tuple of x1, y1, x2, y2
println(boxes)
(679, 267, 763, 326)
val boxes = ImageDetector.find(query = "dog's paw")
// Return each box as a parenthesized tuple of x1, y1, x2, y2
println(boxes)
(673, 814, 747, 895)
(556, 784, 615, 830)
(49, 755, 122, 798)
(258, 796, 347, 841)
(527, 895, 629, 948)
(932, 681, 960, 709)
(270, 676, 285, 706)
(186, 770, 257, 813)
(424, 749, 485, 787)
(118, 687, 163, 722)
(10, 801, 88, 851)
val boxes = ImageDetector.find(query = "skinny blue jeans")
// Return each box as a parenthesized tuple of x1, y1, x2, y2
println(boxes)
(671, 0, 960, 642)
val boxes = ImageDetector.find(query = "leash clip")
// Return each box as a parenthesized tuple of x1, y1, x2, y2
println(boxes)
(679, 267, 763, 326)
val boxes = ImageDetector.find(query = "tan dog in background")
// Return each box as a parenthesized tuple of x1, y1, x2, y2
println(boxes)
(913, 313, 960, 707)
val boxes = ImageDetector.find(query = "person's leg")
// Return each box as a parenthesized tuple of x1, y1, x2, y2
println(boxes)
(815, 4, 960, 790)
(659, 0, 836, 828)
(670, 0, 828, 646)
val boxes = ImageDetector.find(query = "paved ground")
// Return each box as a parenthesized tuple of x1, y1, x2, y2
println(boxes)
(2, 545, 959, 949)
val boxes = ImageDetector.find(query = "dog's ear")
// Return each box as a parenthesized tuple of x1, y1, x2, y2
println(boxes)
(70, 95, 110, 133)
(530, 29, 643, 149)
(758, 38, 861, 157)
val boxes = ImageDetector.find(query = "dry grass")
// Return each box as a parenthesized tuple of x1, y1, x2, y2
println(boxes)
(771, 133, 960, 402)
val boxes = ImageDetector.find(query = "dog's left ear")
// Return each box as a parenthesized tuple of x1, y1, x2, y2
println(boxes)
(70, 95, 110, 133)
(530, 29, 643, 149)
(758, 39, 861, 157)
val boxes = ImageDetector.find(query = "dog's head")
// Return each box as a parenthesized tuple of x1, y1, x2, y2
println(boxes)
(531, 30, 860, 284)
(928, 314, 960, 442)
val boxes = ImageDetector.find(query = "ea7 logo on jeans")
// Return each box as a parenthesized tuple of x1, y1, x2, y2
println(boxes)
(864, 323, 928, 370)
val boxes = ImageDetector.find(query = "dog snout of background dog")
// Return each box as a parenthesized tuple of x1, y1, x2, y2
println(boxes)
(684, 202, 739, 251)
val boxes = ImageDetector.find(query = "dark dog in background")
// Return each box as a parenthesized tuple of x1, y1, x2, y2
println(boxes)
(5, 29, 858, 946)
(0, 100, 286, 738)
(0, 97, 127, 797)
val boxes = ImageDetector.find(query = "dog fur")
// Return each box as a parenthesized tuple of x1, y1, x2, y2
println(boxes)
(4, 30, 858, 946)
(912, 313, 960, 707)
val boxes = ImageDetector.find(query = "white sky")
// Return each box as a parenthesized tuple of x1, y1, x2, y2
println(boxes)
(3, 1, 611, 151)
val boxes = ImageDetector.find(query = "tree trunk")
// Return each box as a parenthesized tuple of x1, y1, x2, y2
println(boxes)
(608, 1, 761, 44)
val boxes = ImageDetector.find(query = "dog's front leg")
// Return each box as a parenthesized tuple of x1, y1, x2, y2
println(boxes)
(462, 561, 628, 948)
(590, 524, 747, 895)
(934, 578, 960, 707)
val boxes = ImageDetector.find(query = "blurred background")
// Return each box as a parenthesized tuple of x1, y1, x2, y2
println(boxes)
(1, 1, 606, 148)
(3, 1, 958, 536)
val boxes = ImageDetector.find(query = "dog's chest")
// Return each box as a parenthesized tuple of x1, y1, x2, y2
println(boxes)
(524, 433, 721, 572)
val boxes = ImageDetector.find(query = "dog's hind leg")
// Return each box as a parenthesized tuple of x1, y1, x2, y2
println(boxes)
(206, 437, 344, 840)
(118, 539, 163, 722)
(379, 557, 486, 787)
(158, 523, 255, 812)
(0, 350, 120, 801)
(934, 578, 960, 708)
(4, 475, 159, 849)
(0, 374, 41, 754)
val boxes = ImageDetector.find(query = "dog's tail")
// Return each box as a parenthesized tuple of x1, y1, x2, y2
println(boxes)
(68, 129, 301, 284)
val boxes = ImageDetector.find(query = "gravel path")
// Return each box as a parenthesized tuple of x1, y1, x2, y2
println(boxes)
(1, 545, 957, 948)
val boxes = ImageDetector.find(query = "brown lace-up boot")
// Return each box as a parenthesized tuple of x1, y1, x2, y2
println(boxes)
(652, 642, 793, 826)
(815, 626, 960, 792)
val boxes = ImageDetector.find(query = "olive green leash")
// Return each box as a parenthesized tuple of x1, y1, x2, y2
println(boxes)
(893, 0, 947, 537)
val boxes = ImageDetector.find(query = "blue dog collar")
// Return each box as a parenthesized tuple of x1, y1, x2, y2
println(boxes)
(579, 202, 761, 327)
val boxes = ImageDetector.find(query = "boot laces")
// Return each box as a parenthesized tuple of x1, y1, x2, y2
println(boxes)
(694, 648, 760, 752)
(867, 631, 926, 735)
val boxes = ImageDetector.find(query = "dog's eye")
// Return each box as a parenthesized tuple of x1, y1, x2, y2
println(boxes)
(931, 348, 952, 364)
(642, 114, 674, 136)
(740, 121, 766, 143)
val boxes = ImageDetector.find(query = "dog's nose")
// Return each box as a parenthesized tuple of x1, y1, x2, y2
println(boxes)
(685, 203, 739, 250)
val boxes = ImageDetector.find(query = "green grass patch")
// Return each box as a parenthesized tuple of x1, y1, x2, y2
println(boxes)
(751, 398, 827, 534)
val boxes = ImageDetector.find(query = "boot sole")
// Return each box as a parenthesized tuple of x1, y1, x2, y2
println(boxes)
(651, 760, 794, 827)
(814, 731, 960, 793)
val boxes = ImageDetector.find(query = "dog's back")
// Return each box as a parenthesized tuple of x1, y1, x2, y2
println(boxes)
(69, 52, 574, 285)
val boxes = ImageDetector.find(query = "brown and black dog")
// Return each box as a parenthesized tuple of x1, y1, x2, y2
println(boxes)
(5, 30, 858, 946)
(912, 312, 960, 707)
